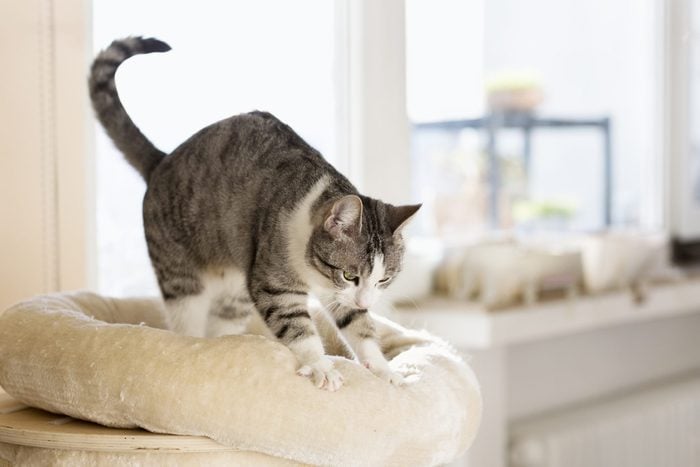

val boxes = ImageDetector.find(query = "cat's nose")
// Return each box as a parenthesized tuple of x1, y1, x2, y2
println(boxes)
(355, 289, 373, 309)
(355, 296, 371, 309)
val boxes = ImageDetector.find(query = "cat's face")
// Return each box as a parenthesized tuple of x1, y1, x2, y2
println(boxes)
(306, 196, 420, 310)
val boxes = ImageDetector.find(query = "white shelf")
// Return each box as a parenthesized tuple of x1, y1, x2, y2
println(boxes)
(395, 279, 700, 349)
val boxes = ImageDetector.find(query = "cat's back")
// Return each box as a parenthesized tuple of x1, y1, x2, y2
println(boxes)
(148, 110, 354, 207)
(144, 109, 350, 227)
(142, 110, 350, 267)
(153, 110, 327, 179)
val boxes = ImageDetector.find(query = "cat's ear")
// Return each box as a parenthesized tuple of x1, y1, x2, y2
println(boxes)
(388, 204, 421, 235)
(324, 195, 363, 239)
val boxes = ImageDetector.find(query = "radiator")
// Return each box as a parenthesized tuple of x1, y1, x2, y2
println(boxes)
(509, 373, 700, 467)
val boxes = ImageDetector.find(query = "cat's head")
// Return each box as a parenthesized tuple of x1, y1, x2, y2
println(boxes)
(306, 195, 420, 310)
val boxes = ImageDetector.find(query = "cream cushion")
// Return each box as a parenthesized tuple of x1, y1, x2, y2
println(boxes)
(0, 292, 481, 466)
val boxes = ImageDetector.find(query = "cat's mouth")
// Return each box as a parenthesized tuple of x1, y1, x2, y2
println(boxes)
(334, 293, 373, 311)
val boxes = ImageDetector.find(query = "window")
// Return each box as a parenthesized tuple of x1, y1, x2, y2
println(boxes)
(93, 0, 338, 296)
(406, 0, 661, 237)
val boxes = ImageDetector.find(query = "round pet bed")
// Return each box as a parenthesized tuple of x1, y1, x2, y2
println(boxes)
(0, 292, 481, 466)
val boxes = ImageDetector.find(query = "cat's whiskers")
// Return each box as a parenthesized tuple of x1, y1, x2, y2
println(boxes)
(325, 299, 342, 316)
(372, 293, 424, 322)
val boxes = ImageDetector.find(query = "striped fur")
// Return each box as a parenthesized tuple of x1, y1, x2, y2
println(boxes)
(89, 37, 170, 181)
(89, 37, 421, 390)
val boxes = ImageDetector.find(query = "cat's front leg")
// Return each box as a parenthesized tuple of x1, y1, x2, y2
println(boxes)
(250, 280, 343, 391)
(334, 307, 405, 386)
(293, 339, 343, 391)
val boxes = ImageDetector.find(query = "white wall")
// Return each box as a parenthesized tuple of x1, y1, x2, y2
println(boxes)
(405, 0, 484, 122)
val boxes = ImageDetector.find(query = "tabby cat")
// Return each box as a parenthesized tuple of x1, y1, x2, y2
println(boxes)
(89, 37, 420, 391)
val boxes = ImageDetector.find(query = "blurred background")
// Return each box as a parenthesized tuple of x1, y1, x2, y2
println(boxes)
(1, 1, 700, 466)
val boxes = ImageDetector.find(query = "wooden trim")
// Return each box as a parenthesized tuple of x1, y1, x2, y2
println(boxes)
(0, 390, 233, 453)
(54, 0, 95, 291)
(37, 0, 60, 293)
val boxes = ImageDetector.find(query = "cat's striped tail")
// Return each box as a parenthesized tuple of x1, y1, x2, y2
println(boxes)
(89, 36, 171, 182)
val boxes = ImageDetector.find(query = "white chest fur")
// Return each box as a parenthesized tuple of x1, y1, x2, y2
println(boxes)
(284, 176, 331, 290)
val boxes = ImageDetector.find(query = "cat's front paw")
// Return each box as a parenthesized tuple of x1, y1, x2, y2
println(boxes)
(364, 361, 405, 386)
(297, 357, 344, 391)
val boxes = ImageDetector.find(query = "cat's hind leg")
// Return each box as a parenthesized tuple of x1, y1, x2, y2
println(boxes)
(203, 268, 254, 337)
(152, 264, 212, 337)
(145, 213, 212, 336)
(208, 296, 254, 337)
(166, 293, 211, 337)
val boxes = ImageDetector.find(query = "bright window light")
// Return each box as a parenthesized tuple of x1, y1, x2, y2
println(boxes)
(93, 0, 337, 296)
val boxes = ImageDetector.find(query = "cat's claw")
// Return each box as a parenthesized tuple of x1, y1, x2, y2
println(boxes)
(379, 369, 406, 386)
(297, 358, 343, 391)
(364, 361, 405, 386)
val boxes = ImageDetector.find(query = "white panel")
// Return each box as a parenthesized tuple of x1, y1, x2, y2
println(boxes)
(507, 313, 700, 420)
(347, 0, 411, 204)
(510, 373, 700, 467)
(667, 0, 699, 238)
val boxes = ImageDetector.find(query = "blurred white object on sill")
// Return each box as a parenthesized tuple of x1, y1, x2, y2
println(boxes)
(433, 230, 684, 309)
(578, 230, 683, 298)
(435, 238, 582, 309)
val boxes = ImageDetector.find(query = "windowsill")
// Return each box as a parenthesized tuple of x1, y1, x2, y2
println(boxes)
(395, 278, 700, 349)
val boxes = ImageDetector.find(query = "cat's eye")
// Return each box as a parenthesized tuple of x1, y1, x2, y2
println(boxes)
(378, 277, 391, 284)
(342, 271, 357, 282)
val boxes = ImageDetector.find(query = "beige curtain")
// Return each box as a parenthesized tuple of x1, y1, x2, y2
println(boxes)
(0, 0, 93, 310)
